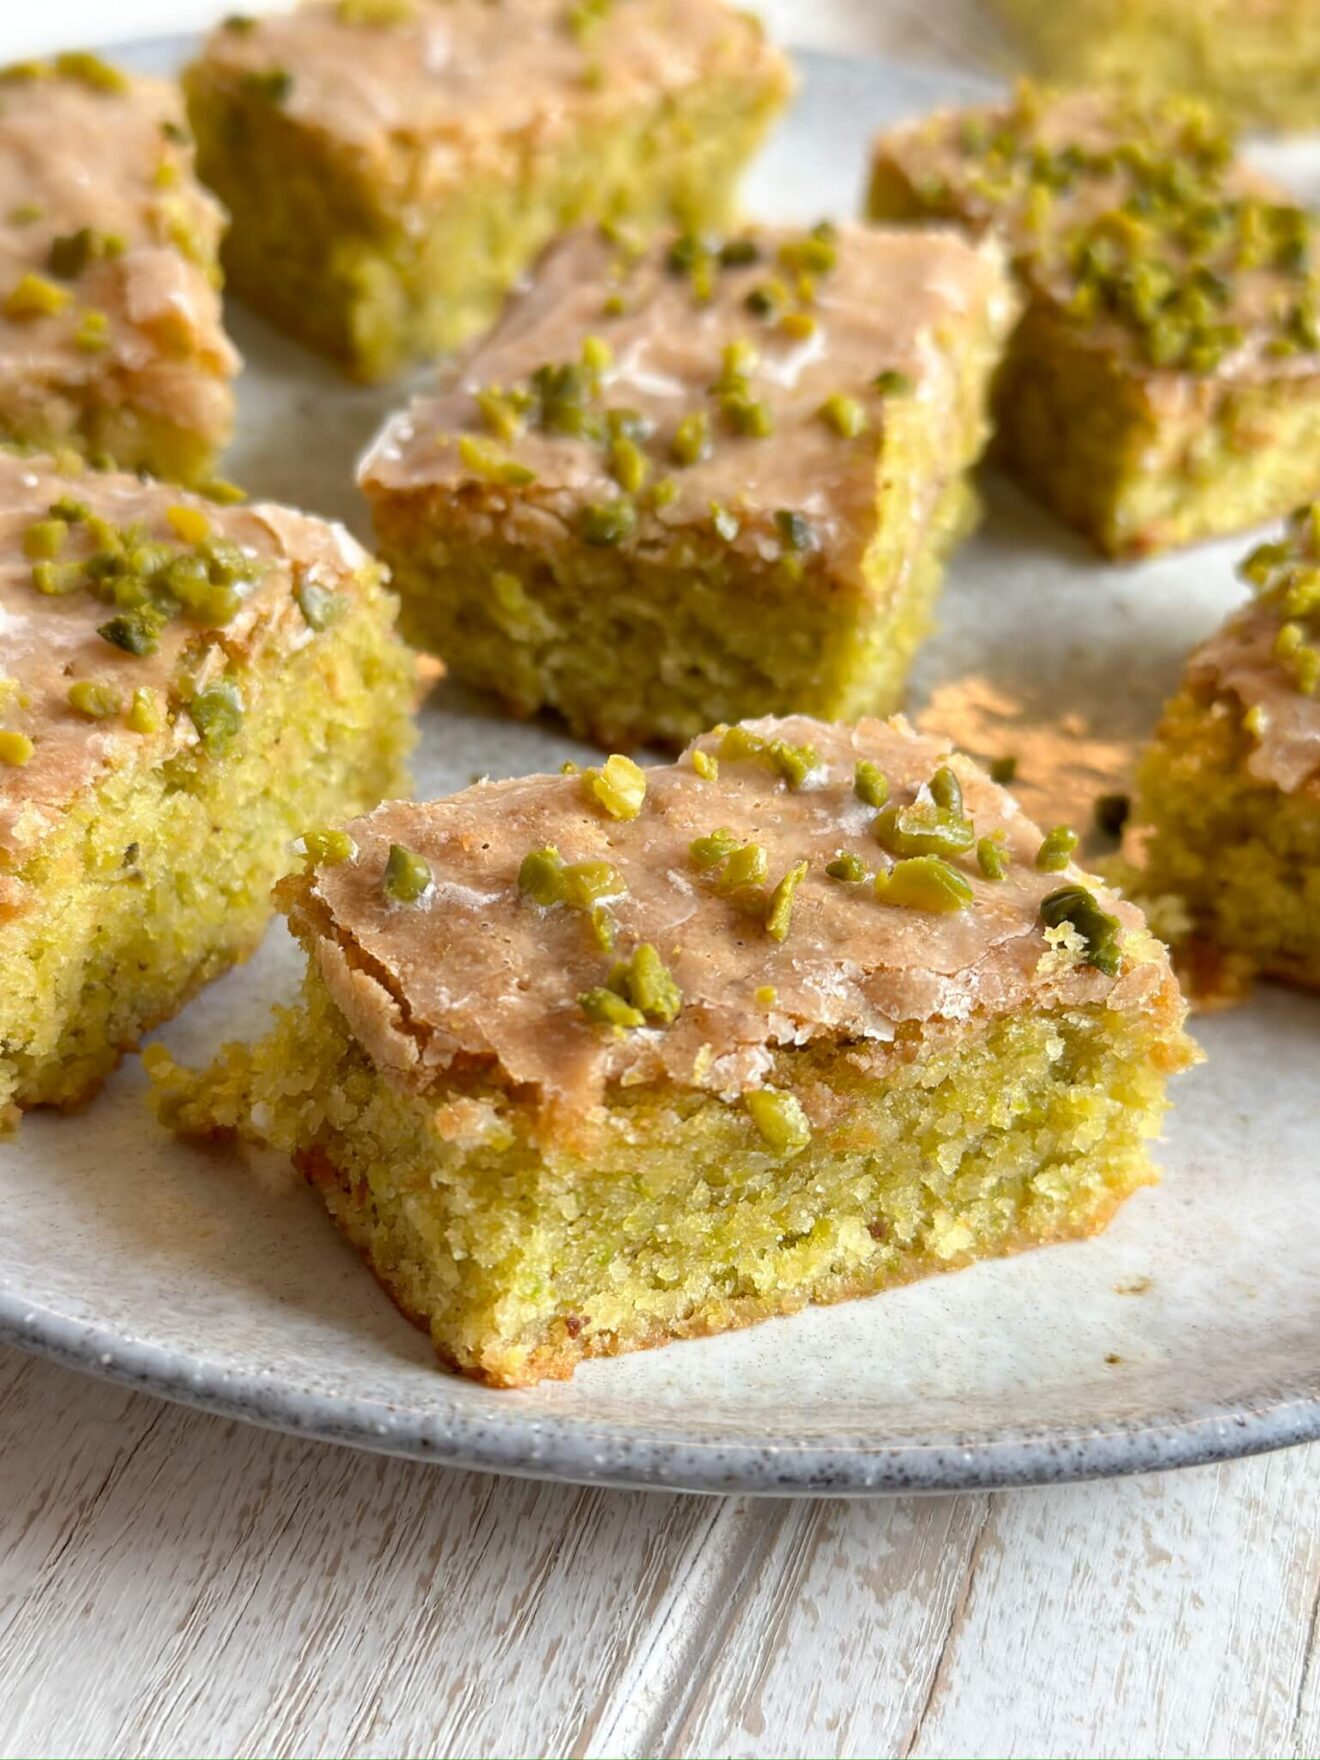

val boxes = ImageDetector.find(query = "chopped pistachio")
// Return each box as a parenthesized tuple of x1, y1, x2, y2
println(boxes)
(588, 904, 616, 951)
(745, 1088, 811, 1155)
(719, 725, 818, 788)
(818, 394, 867, 439)
(874, 854, 974, 914)
(579, 499, 637, 546)
(690, 827, 739, 869)
(873, 369, 913, 396)
(4, 272, 71, 319)
(198, 478, 247, 506)
(563, 859, 624, 910)
(127, 687, 163, 734)
(74, 308, 110, 352)
(54, 51, 128, 93)
(718, 236, 761, 268)
(873, 798, 975, 860)
(67, 679, 122, 720)
(1040, 885, 1122, 976)
(976, 833, 1008, 881)
(30, 559, 79, 596)
(1094, 793, 1131, 839)
(582, 752, 646, 819)
(47, 226, 121, 279)
(97, 606, 165, 656)
(23, 519, 67, 561)
(166, 503, 211, 546)
(929, 765, 964, 815)
(826, 851, 869, 884)
(719, 841, 769, 894)
(0, 730, 34, 766)
(49, 496, 89, 524)
(765, 859, 809, 941)
(187, 679, 243, 752)
(301, 828, 355, 865)
(8, 203, 42, 225)
(579, 986, 645, 1029)
(755, 984, 777, 1007)
(989, 755, 1018, 785)
(474, 387, 526, 443)
(518, 846, 567, 907)
(691, 748, 718, 781)
(383, 842, 432, 904)
(608, 941, 682, 1024)
(773, 509, 816, 553)
(294, 577, 342, 632)
(1035, 825, 1079, 872)
(581, 333, 613, 374)
(650, 475, 679, 510)
(609, 434, 649, 495)
(710, 502, 740, 542)
(780, 310, 818, 341)
(670, 411, 710, 467)
(721, 394, 773, 438)
(336, 0, 417, 23)
(457, 434, 536, 487)
(853, 759, 888, 809)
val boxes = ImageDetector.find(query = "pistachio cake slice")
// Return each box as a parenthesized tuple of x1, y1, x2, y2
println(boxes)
(1131, 506, 1320, 993)
(184, 0, 791, 382)
(360, 222, 1017, 748)
(991, 0, 1320, 134)
(869, 84, 1320, 558)
(151, 715, 1195, 1388)
(0, 52, 239, 486)
(0, 452, 417, 1130)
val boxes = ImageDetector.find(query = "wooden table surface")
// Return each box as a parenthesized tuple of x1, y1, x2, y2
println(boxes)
(5, 5, 1319, 1756)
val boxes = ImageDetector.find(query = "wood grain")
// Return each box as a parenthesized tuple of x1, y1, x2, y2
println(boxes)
(5, 1344, 1320, 1760)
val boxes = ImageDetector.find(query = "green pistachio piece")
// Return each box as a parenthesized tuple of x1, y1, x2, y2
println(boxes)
(1040, 885, 1122, 976)
(745, 1088, 811, 1155)
(873, 799, 975, 860)
(765, 859, 809, 942)
(579, 986, 645, 1029)
(609, 941, 682, 1025)
(0, 729, 34, 765)
(97, 605, 166, 655)
(976, 834, 1008, 881)
(294, 577, 342, 631)
(187, 679, 244, 752)
(67, 679, 122, 720)
(818, 394, 867, 438)
(690, 827, 739, 869)
(929, 765, 964, 815)
(563, 859, 624, 910)
(874, 855, 974, 914)
(127, 687, 163, 734)
(1035, 825, 1079, 872)
(854, 760, 888, 809)
(383, 841, 432, 904)
(670, 410, 711, 467)
(826, 852, 869, 884)
(579, 499, 637, 546)
(518, 846, 567, 907)
(301, 827, 355, 864)
(582, 753, 646, 820)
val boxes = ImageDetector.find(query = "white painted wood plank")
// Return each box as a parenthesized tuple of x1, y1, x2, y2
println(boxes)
(0, 1349, 762, 1760)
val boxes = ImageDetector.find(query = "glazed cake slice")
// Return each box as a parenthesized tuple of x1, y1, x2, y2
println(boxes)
(991, 0, 1320, 134)
(184, 0, 792, 382)
(151, 715, 1195, 1387)
(0, 452, 417, 1129)
(869, 84, 1320, 558)
(0, 52, 239, 486)
(360, 223, 1017, 747)
(1131, 506, 1320, 993)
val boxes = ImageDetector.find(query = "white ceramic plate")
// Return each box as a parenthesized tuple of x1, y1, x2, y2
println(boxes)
(2, 40, 1318, 1496)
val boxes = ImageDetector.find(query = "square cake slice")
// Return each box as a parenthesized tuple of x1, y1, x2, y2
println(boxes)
(990, 0, 1320, 135)
(0, 52, 239, 486)
(184, 0, 792, 382)
(151, 715, 1195, 1387)
(1131, 505, 1320, 993)
(869, 84, 1320, 558)
(360, 223, 1017, 748)
(0, 452, 417, 1129)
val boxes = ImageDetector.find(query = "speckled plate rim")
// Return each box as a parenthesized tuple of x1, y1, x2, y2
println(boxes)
(4, 36, 1319, 1498)
(4, 1292, 1320, 1495)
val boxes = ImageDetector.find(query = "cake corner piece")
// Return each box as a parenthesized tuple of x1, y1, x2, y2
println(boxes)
(183, 0, 793, 381)
(868, 82, 1320, 559)
(152, 714, 1197, 1387)
(0, 50, 240, 485)
(0, 451, 417, 1130)
(1129, 503, 1320, 996)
